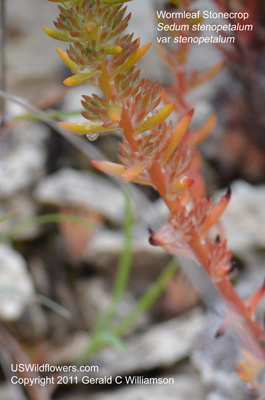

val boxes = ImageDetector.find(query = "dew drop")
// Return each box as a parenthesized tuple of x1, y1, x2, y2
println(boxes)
(86, 133, 99, 141)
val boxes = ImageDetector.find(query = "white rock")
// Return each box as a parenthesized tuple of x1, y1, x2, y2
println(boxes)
(216, 181, 265, 254)
(34, 168, 125, 224)
(192, 313, 249, 399)
(0, 244, 34, 320)
(84, 228, 171, 295)
(56, 373, 205, 400)
(208, 392, 234, 400)
(0, 123, 47, 199)
(0, 144, 45, 199)
(92, 309, 205, 377)
(89, 374, 206, 400)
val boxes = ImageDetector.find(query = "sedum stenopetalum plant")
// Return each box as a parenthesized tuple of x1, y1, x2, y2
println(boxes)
(45, 0, 265, 393)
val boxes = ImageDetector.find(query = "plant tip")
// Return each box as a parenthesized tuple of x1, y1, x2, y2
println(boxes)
(148, 229, 159, 246)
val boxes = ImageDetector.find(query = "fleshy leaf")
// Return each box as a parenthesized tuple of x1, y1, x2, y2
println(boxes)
(99, 60, 112, 102)
(107, 104, 122, 122)
(91, 160, 126, 177)
(191, 62, 225, 89)
(57, 48, 78, 71)
(63, 70, 99, 86)
(43, 28, 74, 42)
(136, 104, 174, 134)
(58, 122, 114, 135)
(201, 187, 231, 237)
(113, 43, 151, 77)
(91, 160, 152, 186)
(161, 109, 194, 166)
(120, 164, 146, 182)
(189, 114, 217, 147)
(103, 44, 123, 55)
(170, 176, 194, 192)
(235, 350, 265, 386)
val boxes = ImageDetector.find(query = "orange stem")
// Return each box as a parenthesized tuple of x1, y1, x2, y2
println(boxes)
(149, 164, 265, 353)
(119, 107, 138, 152)
(187, 229, 265, 348)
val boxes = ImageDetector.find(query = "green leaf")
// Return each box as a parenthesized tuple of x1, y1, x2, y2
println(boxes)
(43, 28, 76, 42)
(79, 189, 133, 360)
(0, 211, 15, 224)
(112, 188, 133, 304)
(90, 188, 133, 334)
(113, 259, 179, 336)
(14, 109, 83, 122)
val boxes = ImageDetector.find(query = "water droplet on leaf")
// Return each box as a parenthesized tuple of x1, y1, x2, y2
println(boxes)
(86, 133, 99, 141)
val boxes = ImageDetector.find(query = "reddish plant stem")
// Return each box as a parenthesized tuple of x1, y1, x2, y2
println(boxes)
(187, 230, 265, 345)
(148, 161, 265, 354)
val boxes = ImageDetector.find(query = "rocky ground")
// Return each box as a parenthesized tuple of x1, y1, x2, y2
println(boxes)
(0, 0, 265, 400)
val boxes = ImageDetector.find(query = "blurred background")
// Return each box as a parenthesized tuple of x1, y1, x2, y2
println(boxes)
(0, 0, 265, 399)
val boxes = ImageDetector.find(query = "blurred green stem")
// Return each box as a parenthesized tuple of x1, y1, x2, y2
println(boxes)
(14, 109, 83, 121)
(113, 258, 179, 337)
(89, 189, 133, 335)
(84, 258, 179, 358)
(81, 191, 133, 359)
